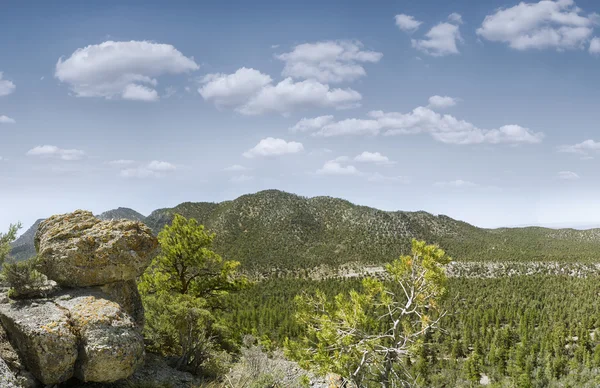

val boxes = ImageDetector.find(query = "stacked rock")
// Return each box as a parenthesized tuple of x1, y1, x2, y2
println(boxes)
(0, 210, 158, 385)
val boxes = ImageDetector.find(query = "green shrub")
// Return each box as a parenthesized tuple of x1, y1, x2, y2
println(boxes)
(2, 257, 48, 299)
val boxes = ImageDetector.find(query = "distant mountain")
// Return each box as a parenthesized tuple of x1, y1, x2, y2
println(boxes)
(97, 207, 146, 223)
(10, 190, 600, 268)
(9, 208, 145, 261)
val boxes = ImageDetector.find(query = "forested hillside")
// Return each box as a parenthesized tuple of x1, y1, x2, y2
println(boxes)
(11, 190, 600, 268)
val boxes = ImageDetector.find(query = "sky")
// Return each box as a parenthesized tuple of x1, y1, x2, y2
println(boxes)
(2, 0, 600, 232)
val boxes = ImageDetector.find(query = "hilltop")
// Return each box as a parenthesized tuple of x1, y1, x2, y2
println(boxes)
(10, 190, 600, 269)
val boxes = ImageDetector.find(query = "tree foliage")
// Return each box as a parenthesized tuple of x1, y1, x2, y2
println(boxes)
(285, 239, 451, 387)
(138, 214, 248, 375)
(0, 223, 20, 266)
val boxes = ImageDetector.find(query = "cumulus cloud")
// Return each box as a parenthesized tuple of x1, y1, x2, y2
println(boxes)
(275, 40, 382, 83)
(107, 159, 136, 166)
(289, 115, 334, 132)
(427, 95, 458, 109)
(558, 170, 580, 180)
(354, 151, 395, 165)
(395, 14, 423, 33)
(307, 104, 544, 145)
(26, 145, 85, 161)
(122, 84, 159, 101)
(199, 68, 272, 108)
(55, 40, 198, 100)
(590, 37, 600, 53)
(434, 179, 479, 188)
(230, 174, 254, 183)
(243, 137, 304, 158)
(412, 16, 463, 56)
(316, 159, 360, 176)
(119, 160, 176, 178)
(224, 164, 252, 172)
(558, 139, 600, 154)
(200, 68, 362, 115)
(0, 73, 15, 97)
(448, 13, 464, 24)
(0, 115, 16, 124)
(477, 0, 598, 51)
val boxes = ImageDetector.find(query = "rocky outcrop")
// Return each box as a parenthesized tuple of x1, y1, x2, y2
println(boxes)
(0, 210, 158, 385)
(0, 301, 78, 384)
(35, 210, 158, 287)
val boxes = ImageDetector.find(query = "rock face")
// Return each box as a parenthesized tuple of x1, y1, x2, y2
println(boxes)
(0, 301, 78, 384)
(55, 290, 145, 382)
(35, 210, 158, 287)
(0, 356, 19, 388)
(0, 210, 158, 385)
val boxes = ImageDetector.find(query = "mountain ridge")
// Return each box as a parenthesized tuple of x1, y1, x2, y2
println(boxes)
(9, 190, 600, 268)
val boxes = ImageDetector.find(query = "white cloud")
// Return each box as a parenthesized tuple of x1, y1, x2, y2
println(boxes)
(289, 115, 334, 132)
(276, 40, 382, 83)
(395, 14, 423, 33)
(354, 151, 395, 165)
(428, 95, 458, 109)
(243, 137, 304, 158)
(306, 105, 544, 145)
(199, 68, 272, 108)
(314, 118, 381, 137)
(55, 40, 199, 100)
(434, 179, 479, 188)
(147, 160, 176, 172)
(477, 0, 598, 51)
(558, 170, 580, 180)
(107, 159, 136, 166)
(590, 37, 600, 53)
(122, 84, 159, 101)
(412, 19, 463, 56)
(230, 174, 254, 183)
(0, 115, 16, 124)
(316, 160, 360, 176)
(200, 68, 361, 115)
(558, 139, 600, 154)
(224, 164, 251, 172)
(0, 73, 15, 97)
(26, 145, 85, 161)
(119, 160, 176, 178)
(448, 13, 464, 24)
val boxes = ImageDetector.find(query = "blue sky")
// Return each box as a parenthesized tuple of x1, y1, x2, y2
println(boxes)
(2, 0, 600, 232)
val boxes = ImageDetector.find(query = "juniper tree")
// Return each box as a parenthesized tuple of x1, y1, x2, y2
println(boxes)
(286, 239, 451, 388)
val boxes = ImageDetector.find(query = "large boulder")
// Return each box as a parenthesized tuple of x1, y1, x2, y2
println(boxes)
(100, 280, 145, 327)
(35, 210, 158, 287)
(0, 301, 78, 385)
(55, 290, 145, 382)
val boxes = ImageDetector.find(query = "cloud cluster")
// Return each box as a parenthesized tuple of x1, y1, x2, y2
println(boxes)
(477, 0, 598, 51)
(0, 72, 15, 97)
(199, 68, 362, 115)
(407, 14, 463, 57)
(118, 160, 177, 178)
(276, 40, 383, 83)
(55, 41, 199, 101)
(26, 145, 85, 161)
(395, 14, 423, 33)
(0, 115, 16, 124)
(558, 139, 600, 154)
(427, 95, 458, 109)
(354, 151, 396, 165)
(243, 137, 304, 158)
(294, 97, 544, 145)
(316, 156, 408, 183)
